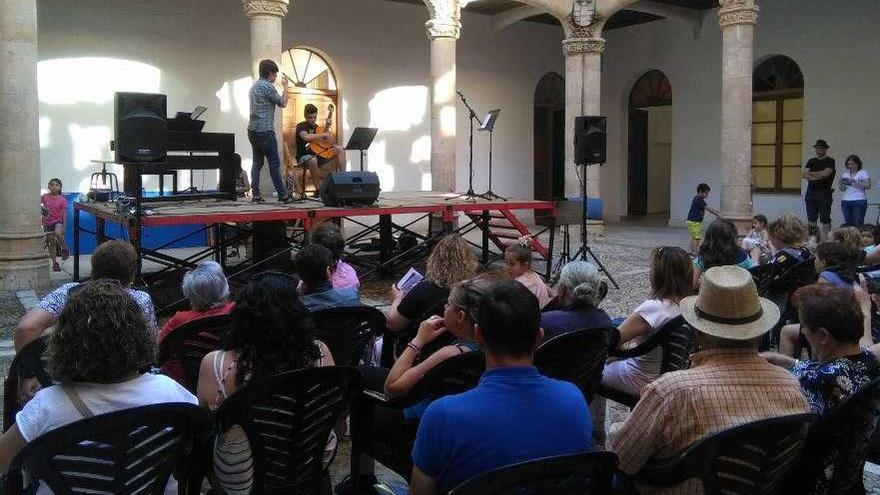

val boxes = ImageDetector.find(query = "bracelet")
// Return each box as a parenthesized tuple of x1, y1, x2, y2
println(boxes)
(406, 341, 422, 353)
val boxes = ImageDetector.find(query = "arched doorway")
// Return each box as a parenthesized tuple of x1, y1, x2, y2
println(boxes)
(628, 70, 672, 220)
(751, 55, 804, 193)
(280, 47, 341, 192)
(533, 72, 564, 224)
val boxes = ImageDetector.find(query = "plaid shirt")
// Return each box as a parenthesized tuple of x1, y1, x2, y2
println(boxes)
(247, 78, 283, 132)
(608, 348, 810, 495)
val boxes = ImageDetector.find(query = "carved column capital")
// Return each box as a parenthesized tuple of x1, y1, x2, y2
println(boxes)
(718, 0, 758, 27)
(242, 0, 290, 18)
(561, 13, 604, 39)
(426, 17, 461, 40)
(562, 37, 605, 56)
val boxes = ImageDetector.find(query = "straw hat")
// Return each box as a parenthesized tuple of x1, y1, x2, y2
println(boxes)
(680, 266, 780, 340)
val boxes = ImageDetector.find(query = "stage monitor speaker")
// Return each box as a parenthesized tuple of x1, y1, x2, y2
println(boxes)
(320, 171, 381, 207)
(575, 116, 607, 165)
(114, 92, 167, 163)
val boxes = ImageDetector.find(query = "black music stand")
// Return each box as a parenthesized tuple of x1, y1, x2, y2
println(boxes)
(345, 127, 378, 172)
(477, 109, 505, 201)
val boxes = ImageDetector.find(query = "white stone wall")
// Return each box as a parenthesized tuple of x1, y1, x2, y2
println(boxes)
(601, 0, 880, 225)
(35, 0, 562, 198)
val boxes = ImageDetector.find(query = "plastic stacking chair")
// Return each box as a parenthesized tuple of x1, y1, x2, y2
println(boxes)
(214, 367, 361, 494)
(6, 403, 208, 495)
(596, 316, 695, 408)
(3, 335, 51, 432)
(157, 314, 231, 393)
(535, 327, 620, 402)
(311, 305, 388, 366)
(349, 351, 486, 492)
(448, 451, 618, 495)
(631, 413, 816, 495)
(785, 377, 880, 495)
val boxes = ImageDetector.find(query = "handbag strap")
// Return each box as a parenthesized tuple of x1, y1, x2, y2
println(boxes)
(61, 385, 94, 418)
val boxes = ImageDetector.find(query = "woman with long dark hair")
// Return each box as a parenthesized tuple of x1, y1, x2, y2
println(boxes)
(196, 272, 334, 495)
(692, 218, 754, 286)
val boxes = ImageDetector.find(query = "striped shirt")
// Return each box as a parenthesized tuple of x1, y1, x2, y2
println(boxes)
(608, 348, 810, 495)
(247, 78, 283, 132)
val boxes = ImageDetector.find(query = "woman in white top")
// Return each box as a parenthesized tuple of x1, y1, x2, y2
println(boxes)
(196, 272, 335, 495)
(840, 154, 870, 226)
(0, 280, 197, 495)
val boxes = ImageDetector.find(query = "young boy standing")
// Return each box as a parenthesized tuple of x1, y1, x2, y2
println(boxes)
(686, 183, 720, 253)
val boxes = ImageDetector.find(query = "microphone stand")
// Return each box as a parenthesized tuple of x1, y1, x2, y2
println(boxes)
(445, 91, 482, 202)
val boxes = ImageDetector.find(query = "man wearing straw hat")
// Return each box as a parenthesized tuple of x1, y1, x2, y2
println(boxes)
(609, 266, 810, 494)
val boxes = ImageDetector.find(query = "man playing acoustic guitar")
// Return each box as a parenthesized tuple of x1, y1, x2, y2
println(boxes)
(293, 103, 345, 198)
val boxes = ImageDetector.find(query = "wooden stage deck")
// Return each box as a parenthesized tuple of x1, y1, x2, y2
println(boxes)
(74, 191, 556, 228)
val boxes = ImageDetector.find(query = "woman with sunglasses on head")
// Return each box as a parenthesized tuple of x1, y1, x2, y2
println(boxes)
(196, 272, 335, 495)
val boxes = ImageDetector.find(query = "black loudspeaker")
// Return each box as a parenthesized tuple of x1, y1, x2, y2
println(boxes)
(320, 172, 381, 206)
(114, 92, 167, 163)
(575, 116, 607, 165)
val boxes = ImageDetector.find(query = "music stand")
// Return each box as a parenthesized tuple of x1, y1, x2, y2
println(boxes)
(345, 127, 378, 171)
(477, 109, 504, 201)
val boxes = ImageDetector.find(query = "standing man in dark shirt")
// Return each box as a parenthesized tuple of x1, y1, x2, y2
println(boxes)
(803, 139, 836, 241)
(247, 59, 291, 203)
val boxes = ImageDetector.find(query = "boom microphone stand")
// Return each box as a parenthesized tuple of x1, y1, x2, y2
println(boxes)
(445, 91, 481, 202)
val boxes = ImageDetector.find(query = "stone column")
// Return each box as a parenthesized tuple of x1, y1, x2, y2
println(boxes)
(0, 0, 48, 289)
(719, 0, 758, 232)
(242, 0, 289, 196)
(426, 14, 460, 193)
(562, 25, 605, 228)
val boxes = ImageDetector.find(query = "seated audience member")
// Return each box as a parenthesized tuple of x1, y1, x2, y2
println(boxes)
(310, 222, 359, 290)
(831, 225, 865, 253)
(504, 237, 553, 309)
(297, 244, 360, 312)
(197, 272, 335, 494)
(692, 219, 755, 286)
(410, 281, 593, 495)
(14, 240, 157, 351)
(540, 261, 611, 340)
(386, 234, 477, 334)
(603, 246, 693, 395)
(860, 224, 878, 254)
(767, 214, 812, 264)
(0, 280, 197, 485)
(159, 261, 234, 342)
(742, 214, 770, 263)
(609, 266, 810, 494)
(763, 284, 880, 415)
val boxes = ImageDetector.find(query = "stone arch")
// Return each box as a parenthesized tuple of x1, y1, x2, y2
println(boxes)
(534, 72, 566, 222)
(627, 69, 673, 219)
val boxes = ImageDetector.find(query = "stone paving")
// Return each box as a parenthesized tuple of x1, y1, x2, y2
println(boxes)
(1, 222, 878, 493)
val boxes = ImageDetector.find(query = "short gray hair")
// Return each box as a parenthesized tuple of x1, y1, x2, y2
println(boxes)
(182, 261, 229, 311)
(558, 261, 607, 309)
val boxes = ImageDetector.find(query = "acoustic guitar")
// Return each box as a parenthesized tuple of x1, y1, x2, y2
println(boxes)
(310, 103, 337, 160)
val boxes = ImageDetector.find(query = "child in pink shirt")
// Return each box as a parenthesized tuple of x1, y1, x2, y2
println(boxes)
(505, 237, 553, 309)
(40, 178, 68, 271)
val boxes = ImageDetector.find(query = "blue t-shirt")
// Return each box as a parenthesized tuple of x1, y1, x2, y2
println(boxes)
(818, 270, 852, 289)
(687, 195, 707, 222)
(540, 307, 612, 341)
(412, 366, 593, 492)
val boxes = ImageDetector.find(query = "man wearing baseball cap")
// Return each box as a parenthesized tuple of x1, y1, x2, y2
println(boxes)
(803, 139, 836, 241)
(609, 266, 810, 494)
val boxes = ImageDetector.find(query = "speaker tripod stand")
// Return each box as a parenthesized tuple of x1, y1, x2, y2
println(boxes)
(552, 162, 619, 290)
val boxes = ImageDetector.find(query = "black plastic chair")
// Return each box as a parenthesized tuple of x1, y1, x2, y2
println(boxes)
(785, 377, 880, 495)
(596, 316, 694, 408)
(311, 305, 387, 366)
(448, 451, 618, 495)
(350, 351, 486, 491)
(214, 366, 361, 495)
(6, 403, 208, 495)
(157, 314, 231, 393)
(3, 335, 52, 432)
(631, 413, 816, 495)
(535, 327, 620, 403)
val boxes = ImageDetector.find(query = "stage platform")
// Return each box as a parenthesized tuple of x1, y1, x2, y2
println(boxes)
(73, 191, 558, 309)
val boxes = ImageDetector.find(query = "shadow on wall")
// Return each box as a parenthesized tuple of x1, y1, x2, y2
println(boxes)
(365, 85, 430, 191)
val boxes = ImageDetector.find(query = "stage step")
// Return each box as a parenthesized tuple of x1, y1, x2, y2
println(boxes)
(464, 211, 549, 259)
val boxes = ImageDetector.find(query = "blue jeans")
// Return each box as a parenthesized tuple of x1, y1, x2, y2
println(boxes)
(841, 199, 868, 226)
(248, 130, 286, 199)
